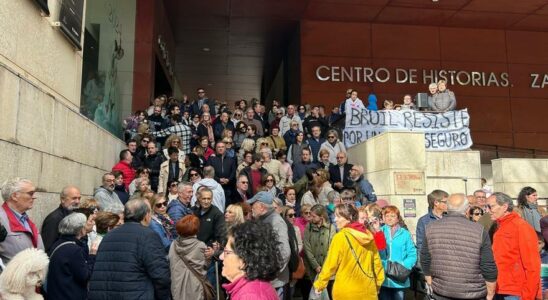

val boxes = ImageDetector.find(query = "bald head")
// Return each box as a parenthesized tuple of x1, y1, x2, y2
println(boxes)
(447, 193, 468, 215)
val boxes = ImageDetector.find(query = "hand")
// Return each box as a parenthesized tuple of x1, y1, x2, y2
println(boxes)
(315, 266, 321, 274)
(425, 275, 432, 285)
(334, 182, 343, 189)
(90, 242, 99, 255)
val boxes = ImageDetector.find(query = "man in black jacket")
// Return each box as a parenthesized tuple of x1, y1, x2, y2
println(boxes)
(193, 187, 225, 246)
(41, 186, 81, 252)
(328, 151, 353, 191)
(207, 141, 237, 204)
(143, 141, 164, 192)
(89, 199, 171, 300)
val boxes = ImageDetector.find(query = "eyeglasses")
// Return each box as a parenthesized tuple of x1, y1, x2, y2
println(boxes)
(142, 140, 150, 143)
(240, 181, 249, 184)
(287, 213, 295, 218)
(170, 183, 178, 187)
(266, 179, 274, 182)
(21, 191, 36, 197)
(342, 197, 354, 201)
(190, 173, 199, 177)
(234, 114, 241, 117)
(198, 91, 205, 94)
(303, 211, 311, 215)
(473, 212, 484, 216)
(328, 136, 336, 139)
(276, 113, 283, 115)
(172, 141, 180, 144)
(155, 202, 167, 208)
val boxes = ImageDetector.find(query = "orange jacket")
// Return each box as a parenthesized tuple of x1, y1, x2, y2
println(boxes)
(492, 212, 540, 300)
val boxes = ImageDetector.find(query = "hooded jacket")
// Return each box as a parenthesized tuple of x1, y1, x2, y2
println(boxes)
(379, 224, 417, 289)
(168, 236, 207, 300)
(313, 223, 385, 300)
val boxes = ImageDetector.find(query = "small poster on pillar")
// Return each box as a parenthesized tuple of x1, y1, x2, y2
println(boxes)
(394, 172, 425, 195)
(344, 108, 473, 151)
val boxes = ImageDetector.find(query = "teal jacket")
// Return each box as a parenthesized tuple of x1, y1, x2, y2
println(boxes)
(379, 224, 417, 288)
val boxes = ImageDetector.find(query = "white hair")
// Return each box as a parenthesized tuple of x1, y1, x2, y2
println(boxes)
(1, 178, 33, 201)
(58, 213, 87, 235)
(0, 248, 49, 296)
(428, 83, 437, 89)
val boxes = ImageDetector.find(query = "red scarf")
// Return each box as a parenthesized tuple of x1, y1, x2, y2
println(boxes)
(345, 221, 386, 250)
(2, 202, 40, 247)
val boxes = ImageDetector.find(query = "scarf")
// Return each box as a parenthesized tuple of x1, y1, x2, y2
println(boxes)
(522, 203, 541, 232)
(155, 213, 177, 239)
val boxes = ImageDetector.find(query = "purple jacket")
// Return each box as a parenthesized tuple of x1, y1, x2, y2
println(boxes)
(223, 276, 278, 300)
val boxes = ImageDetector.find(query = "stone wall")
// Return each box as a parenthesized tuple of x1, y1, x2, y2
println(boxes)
(0, 0, 125, 229)
(492, 158, 548, 199)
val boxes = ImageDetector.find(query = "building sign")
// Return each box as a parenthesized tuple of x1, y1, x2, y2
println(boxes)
(32, 0, 50, 15)
(344, 108, 472, 151)
(59, 0, 84, 50)
(403, 199, 417, 218)
(315, 65, 548, 89)
(394, 172, 425, 195)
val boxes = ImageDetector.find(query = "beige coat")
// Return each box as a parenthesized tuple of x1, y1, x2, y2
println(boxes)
(262, 159, 287, 188)
(169, 237, 208, 300)
(158, 160, 186, 193)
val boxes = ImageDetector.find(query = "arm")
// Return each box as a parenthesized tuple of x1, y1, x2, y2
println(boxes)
(313, 234, 342, 292)
(415, 217, 425, 253)
(158, 165, 166, 194)
(420, 233, 432, 276)
(295, 226, 303, 253)
(303, 225, 321, 271)
(447, 91, 456, 111)
(519, 224, 541, 300)
(213, 211, 227, 245)
(361, 180, 377, 203)
(167, 204, 183, 223)
(287, 145, 294, 164)
(402, 231, 418, 269)
(150, 126, 172, 138)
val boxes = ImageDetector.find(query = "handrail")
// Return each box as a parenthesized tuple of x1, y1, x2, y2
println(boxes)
(472, 143, 548, 159)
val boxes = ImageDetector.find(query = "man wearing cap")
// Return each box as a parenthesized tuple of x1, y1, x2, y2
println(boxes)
(247, 191, 291, 298)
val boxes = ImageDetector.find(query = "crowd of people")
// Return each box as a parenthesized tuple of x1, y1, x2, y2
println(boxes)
(0, 87, 545, 300)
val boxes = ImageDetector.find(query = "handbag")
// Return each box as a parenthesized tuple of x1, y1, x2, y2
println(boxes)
(178, 252, 216, 300)
(291, 256, 306, 280)
(384, 247, 412, 283)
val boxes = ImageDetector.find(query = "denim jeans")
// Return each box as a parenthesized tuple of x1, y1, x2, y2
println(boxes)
(379, 287, 405, 300)
(495, 295, 520, 300)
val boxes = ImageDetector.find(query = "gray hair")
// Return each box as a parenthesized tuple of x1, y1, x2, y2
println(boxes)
(327, 190, 340, 203)
(203, 166, 215, 178)
(447, 193, 469, 215)
(1, 178, 33, 201)
(60, 185, 79, 200)
(273, 198, 283, 207)
(58, 213, 87, 235)
(326, 129, 339, 139)
(177, 182, 193, 192)
(134, 177, 149, 187)
(491, 192, 514, 212)
(124, 198, 150, 222)
(429, 83, 437, 89)
(260, 147, 273, 158)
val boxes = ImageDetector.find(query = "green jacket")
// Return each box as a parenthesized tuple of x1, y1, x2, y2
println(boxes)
(303, 221, 337, 279)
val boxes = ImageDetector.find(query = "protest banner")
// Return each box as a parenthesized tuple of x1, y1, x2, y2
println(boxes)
(343, 108, 473, 151)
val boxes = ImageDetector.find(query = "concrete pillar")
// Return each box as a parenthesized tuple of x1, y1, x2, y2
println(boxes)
(492, 158, 548, 200)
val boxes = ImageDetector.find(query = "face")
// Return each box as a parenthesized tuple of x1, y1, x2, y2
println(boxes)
(198, 89, 206, 98)
(429, 85, 438, 94)
(237, 177, 249, 191)
(141, 138, 150, 147)
(276, 111, 284, 119)
(302, 208, 312, 222)
(332, 107, 339, 114)
(233, 111, 242, 119)
(321, 153, 329, 162)
(225, 208, 236, 223)
(220, 237, 246, 282)
(202, 113, 211, 123)
(334, 210, 350, 229)
(198, 191, 213, 210)
(384, 212, 399, 226)
(61, 187, 81, 210)
(312, 127, 321, 138)
(298, 106, 306, 114)
(171, 139, 181, 148)
(474, 192, 487, 206)
(221, 113, 229, 123)
(103, 175, 116, 191)
(246, 110, 255, 119)
(349, 166, 359, 179)
(286, 189, 296, 202)
(200, 138, 209, 148)
(287, 105, 295, 115)
(358, 211, 368, 225)
(291, 123, 299, 131)
(128, 142, 137, 153)
(216, 143, 226, 155)
(178, 185, 193, 204)
(85, 213, 96, 234)
(169, 182, 178, 194)
(350, 91, 358, 100)
(342, 194, 355, 205)
(265, 176, 275, 188)
(438, 82, 447, 92)
(310, 211, 323, 225)
(139, 169, 150, 179)
(114, 175, 124, 186)
(251, 201, 264, 219)
(147, 142, 157, 155)
(434, 197, 448, 212)
(471, 209, 483, 222)
(154, 198, 168, 214)
(336, 153, 347, 165)
(138, 179, 149, 192)
(301, 150, 310, 162)
(247, 127, 255, 136)
(244, 153, 253, 164)
(271, 128, 279, 136)
(286, 209, 296, 224)
(153, 107, 162, 116)
(526, 192, 538, 204)
(169, 152, 179, 162)
(487, 196, 508, 221)
(403, 95, 412, 104)
(189, 170, 201, 183)
(172, 106, 180, 115)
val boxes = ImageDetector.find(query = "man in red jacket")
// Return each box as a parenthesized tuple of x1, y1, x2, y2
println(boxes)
(112, 149, 135, 190)
(488, 192, 540, 300)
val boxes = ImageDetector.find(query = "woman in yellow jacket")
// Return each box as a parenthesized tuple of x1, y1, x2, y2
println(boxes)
(313, 203, 385, 299)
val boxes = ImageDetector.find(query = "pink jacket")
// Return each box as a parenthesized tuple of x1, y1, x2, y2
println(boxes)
(223, 276, 278, 300)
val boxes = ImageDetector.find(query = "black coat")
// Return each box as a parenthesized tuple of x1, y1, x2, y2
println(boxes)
(41, 205, 71, 252)
(46, 235, 95, 300)
(207, 154, 237, 186)
(143, 153, 164, 192)
(190, 98, 216, 116)
(88, 222, 171, 300)
(329, 163, 354, 191)
(114, 185, 130, 205)
(193, 205, 226, 246)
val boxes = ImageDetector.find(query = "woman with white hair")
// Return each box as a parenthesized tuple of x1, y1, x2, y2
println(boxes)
(46, 212, 97, 300)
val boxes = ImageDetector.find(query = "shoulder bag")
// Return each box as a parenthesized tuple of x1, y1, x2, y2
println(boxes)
(384, 241, 412, 283)
(178, 251, 216, 300)
(343, 233, 378, 293)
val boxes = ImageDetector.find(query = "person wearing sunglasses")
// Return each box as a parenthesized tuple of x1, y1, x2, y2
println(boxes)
(468, 206, 484, 222)
(148, 194, 176, 252)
